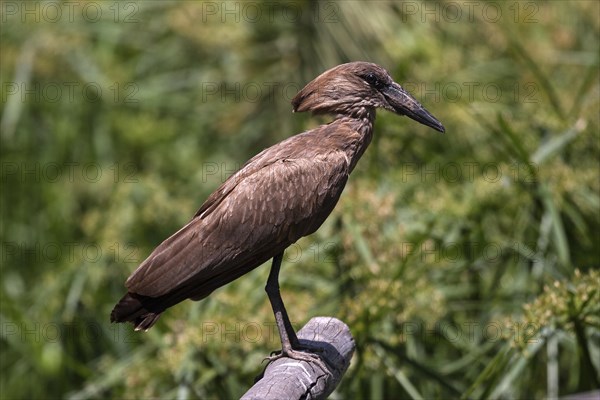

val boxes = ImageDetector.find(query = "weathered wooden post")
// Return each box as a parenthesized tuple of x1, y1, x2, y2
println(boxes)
(242, 317, 355, 400)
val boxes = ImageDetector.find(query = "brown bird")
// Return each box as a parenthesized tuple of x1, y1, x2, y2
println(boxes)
(111, 62, 444, 363)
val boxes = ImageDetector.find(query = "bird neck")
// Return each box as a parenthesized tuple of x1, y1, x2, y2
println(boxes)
(333, 107, 375, 172)
(335, 106, 375, 135)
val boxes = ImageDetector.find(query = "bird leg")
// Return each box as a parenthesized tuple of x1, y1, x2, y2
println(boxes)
(263, 252, 327, 369)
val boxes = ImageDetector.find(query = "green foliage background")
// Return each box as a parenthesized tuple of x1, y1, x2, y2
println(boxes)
(1, 1, 599, 399)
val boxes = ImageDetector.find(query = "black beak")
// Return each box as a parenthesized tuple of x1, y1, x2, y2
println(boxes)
(383, 83, 445, 133)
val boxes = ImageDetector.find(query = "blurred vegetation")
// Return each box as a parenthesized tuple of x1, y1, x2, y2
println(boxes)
(1, 1, 599, 399)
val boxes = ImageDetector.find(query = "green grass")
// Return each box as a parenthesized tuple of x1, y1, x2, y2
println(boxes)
(1, 1, 599, 399)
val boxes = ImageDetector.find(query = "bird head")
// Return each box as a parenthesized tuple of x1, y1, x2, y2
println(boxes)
(292, 62, 445, 133)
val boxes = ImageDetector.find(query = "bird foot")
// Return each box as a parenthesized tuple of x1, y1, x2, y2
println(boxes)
(255, 343, 331, 383)
(254, 342, 336, 383)
(263, 344, 329, 372)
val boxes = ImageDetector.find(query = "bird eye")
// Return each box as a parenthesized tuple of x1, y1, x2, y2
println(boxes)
(363, 73, 384, 89)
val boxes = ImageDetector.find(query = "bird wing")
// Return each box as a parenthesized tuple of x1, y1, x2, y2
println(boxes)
(125, 145, 350, 298)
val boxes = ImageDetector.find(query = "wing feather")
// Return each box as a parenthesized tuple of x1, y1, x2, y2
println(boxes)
(126, 147, 349, 298)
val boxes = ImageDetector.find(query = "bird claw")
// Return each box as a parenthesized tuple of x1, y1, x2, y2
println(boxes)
(256, 345, 329, 382)
(263, 345, 329, 373)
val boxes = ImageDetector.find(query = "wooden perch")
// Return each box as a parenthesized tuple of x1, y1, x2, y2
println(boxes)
(242, 317, 355, 400)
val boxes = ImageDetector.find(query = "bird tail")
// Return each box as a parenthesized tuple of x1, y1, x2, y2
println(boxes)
(110, 292, 163, 331)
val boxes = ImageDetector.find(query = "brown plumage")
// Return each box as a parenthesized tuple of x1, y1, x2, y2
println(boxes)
(111, 62, 444, 359)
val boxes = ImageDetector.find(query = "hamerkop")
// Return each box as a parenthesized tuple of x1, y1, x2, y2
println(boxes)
(111, 62, 445, 364)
